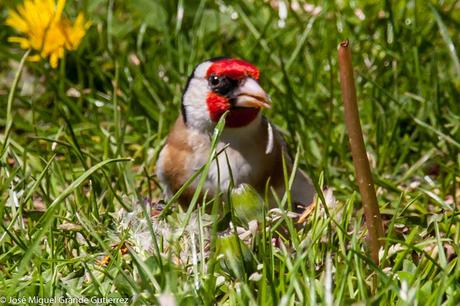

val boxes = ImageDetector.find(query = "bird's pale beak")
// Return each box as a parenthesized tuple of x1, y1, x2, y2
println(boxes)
(232, 78, 271, 109)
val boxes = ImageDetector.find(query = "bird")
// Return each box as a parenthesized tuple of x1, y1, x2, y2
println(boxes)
(156, 57, 315, 213)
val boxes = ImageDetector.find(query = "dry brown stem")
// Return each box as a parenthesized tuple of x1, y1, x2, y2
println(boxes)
(338, 40, 384, 265)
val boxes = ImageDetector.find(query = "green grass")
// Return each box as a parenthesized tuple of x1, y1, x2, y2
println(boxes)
(1, 0, 460, 305)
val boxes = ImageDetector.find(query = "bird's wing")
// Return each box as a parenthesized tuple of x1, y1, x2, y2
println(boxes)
(156, 116, 204, 203)
(266, 118, 316, 208)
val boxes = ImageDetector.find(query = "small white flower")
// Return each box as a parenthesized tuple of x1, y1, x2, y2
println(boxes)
(399, 280, 416, 303)
(158, 293, 177, 306)
(249, 272, 262, 282)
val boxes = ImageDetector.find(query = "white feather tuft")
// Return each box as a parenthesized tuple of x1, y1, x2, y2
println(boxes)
(265, 122, 274, 154)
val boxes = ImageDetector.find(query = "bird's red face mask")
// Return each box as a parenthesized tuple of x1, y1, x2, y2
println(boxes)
(205, 59, 271, 128)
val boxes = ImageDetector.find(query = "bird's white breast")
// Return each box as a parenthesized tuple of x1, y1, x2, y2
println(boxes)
(187, 114, 266, 193)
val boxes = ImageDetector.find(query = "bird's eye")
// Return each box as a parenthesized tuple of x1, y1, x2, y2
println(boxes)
(208, 75, 221, 87)
(208, 75, 237, 96)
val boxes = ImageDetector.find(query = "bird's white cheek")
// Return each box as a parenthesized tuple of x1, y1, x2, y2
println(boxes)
(183, 78, 213, 132)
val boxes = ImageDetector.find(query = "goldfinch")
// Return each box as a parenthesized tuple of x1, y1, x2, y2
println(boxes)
(156, 57, 315, 212)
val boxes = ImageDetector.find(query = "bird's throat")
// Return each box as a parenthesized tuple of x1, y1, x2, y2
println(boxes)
(225, 108, 260, 128)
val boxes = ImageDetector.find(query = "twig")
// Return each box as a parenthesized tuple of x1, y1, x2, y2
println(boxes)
(338, 40, 384, 265)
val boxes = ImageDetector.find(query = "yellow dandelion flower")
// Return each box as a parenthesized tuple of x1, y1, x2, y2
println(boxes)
(6, 0, 91, 68)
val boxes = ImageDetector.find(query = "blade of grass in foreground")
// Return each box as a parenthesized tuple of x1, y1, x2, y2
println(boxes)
(1, 49, 30, 159)
(177, 112, 227, 238)
(14, 157, 131, 277)
(413, 117, 460, 150)
(0, 154, 57, 246)
(430, 4, 460, 78)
